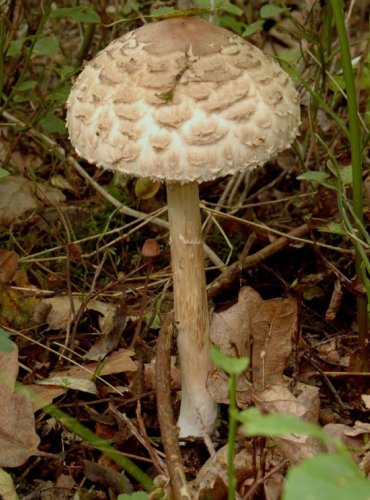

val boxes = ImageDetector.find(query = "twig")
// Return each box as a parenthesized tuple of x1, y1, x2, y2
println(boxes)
(155, 313, 192, 500)
(242, 459, 288, 499)
(322, 371, 370, 377)
(304, 355, 350, 410)
(109, 402, 166, 476)
(207, 223, 310, 299)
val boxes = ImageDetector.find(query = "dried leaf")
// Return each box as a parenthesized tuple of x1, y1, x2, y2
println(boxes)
(40, 296, 81, 329)
(0, 175, 65, 226)
(85, 299, 126, 360)
(0, 251, 19, 284)
(51, 348, 137, 379)
(40, 295, 125, 358)
(255, 383, 324, 464)
(323, 423, 365, 462)
(209, 287, 296, 402)
(0, 176, 38, 225)
(0, 343, 40, 467)
(83, 459, 131, 494)
(17, 384, 66, 412)
(193, 446, 254, 499)
(325, 279, 343, 320)
(22, 349, 137, 410)
(0, 468, 18, 500)
(361, 395, 370, 410)
(0, 283, 38, 330)
(264, 474, 284, 500)
(37, 376, 97, 395)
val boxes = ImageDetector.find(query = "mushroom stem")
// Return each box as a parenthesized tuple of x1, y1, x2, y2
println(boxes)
(166, 181, 217, 438)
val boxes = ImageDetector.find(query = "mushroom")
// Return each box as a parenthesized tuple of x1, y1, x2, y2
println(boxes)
(66, 16, 300, 437)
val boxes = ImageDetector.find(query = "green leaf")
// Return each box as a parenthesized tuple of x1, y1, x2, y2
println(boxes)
(210, 345, 249, 375)
(122, 0, 140, 15)
(238, 408, 328, 442)
(55, 65, 76, 79)
(13, 94, 39, 103)
(193, 0, 210, 8)
(39, 112, 66, 134)
(242, 20, 265, 38)
(0, 328, 15, 353)
(338, 164, 353, 185)
(150, 6, 175, 17)
(218, 2, 243, 16)
(47, 85, 71, 102)
(7, 37, 27, 56)
(219, 14, 246, 34)
(34, 36, 59, 56)
(118, 493, 148, 500)
(283, 453, 370, 500)
(297, 171, 330, 184)
(50, 6, 101, 24)
(15, 80, 38, 92)
(134, 178, 160, 200)
(0, 168, 10, 179)
(260, 5, 289, 19)
(151, 7, 210, 19)
(317, 222, 347, 236)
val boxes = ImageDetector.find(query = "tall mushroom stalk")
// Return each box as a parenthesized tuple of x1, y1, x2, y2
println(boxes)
(166, 182, 216, 437)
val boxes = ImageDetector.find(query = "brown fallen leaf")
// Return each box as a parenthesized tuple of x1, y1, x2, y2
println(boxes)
(39, 295, 125, 359)
(0, 175, 65, 226)
(254, 383, 324, 464)
(0, 283, 38, 330)
(0, 468, 18, 500)
(264, 474, 284, 500)
(17, 384, 67, 412)
(85, 296, 126, 360)
(325, 279, 343, 321)
(21, 348, 137, 411)
(0, 250, 18, 284)
(0, 342, 40, 467)
(192, 446, 254, 499)
(51, 348, 137, 379)
(209, 286, 296, 402)
(0, 250, 39, 329)
(83, 459, 132, 494)
(37, 376, 97, 395)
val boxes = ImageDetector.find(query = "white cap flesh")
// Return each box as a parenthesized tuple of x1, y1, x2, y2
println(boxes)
(66, 16, 300, 183)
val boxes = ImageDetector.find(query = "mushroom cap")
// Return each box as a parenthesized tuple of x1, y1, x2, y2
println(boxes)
(66, 17, 300, 183)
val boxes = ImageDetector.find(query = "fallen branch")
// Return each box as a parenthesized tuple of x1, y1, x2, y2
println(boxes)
(207, 223, 310, 299)
(155, 313, 192, 500)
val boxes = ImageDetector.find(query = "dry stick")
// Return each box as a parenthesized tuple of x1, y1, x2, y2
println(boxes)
(155, 313, 191, 500)
(242, 460, 289, 500)
(2, 111, 225, 271)
(323, 371, 370, 377)
(207, 223, 310, 299)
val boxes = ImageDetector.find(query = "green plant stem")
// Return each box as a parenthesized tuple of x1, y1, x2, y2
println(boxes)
(0, 0, 53, 113)
(331, 0, 368, 367)
(76, 23, 96, 67)
(281, 59, 349, 139)
(44, 404, 155, 492)
(227, 373, 237, 500)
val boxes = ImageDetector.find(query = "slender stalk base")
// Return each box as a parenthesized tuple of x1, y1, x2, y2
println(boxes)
(166, 182, 217, 437)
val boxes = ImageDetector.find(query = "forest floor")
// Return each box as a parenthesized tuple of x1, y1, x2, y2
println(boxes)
(0, 1, 369, 499)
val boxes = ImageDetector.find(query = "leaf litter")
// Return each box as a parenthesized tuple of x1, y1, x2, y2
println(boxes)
(1, 2, 370, 497)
